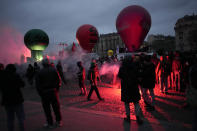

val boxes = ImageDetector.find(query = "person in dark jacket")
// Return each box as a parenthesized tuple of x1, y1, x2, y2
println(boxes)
(187, 61, 197, 131)
(87, 61, 104, 101)
(25, 64, 34, 86)
(77, 61, 87, 96)
(141, 55, 156, 110)
(151, 53, 159, 85)
(35, 59, 62, 128)
(118, 56, 143, 124)
(56, 60, 66, 85)
(0, 64, 25, 131)
(33, 62, 40, 76)
(157, 55, 171, 94)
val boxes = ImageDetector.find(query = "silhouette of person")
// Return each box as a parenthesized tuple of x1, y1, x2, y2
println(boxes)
(33, 62, 40, 76)
(151, 53, 159, 84)
(25, 64, 34, 86)
(172, 53, 181, 92)
(87, 62, 104, 101)
(77, 61, 87, 96)
(187, 60, 197, 131)
(0, 64, 25, 131)
(118, 56, 143, 124)
(35, 59, 62, 128)
(56, 60, 66, 85)
(141, 55, 156, 110)
(157, 55, 171, 94)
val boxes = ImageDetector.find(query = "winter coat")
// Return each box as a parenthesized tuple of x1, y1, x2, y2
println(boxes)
(26, 65, 34, 79)
(118, 61, 141, 103)
(35, 66, 61, 96)
(0, 71, 25, 106)
(141, 62, 156, 89)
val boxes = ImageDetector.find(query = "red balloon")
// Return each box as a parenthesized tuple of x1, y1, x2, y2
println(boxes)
(116, 5, 151, 52)
(76, 24, 99, 52)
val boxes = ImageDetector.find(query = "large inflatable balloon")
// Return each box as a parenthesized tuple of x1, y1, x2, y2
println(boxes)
(24, 29, 49, 61)
(76, 24, 99, 52)
(116, 5, 151, 52)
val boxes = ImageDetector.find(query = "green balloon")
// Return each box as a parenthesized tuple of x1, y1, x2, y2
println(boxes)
(24, 29, 49, 50)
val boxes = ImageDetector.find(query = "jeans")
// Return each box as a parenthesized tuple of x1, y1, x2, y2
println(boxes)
(5, 103, 25, 131)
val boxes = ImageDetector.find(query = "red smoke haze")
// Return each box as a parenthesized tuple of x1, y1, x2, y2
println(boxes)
(0, 25, 30, 65)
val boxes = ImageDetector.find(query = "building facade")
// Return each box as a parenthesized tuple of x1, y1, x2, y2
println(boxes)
(93, 33, 125, 57)
(174, 14, 197, 52)
(147, 34, 175, 53)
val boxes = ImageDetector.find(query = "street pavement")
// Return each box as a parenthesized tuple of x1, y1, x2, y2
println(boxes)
(0, 80, 193, 131)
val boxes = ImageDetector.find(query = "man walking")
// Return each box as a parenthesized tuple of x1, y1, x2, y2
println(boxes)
(87, 62, 104, 101)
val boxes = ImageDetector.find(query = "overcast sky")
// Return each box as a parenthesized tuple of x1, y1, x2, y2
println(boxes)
(1, 0, 197, 45)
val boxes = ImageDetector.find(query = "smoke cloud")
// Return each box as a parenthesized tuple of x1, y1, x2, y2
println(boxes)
(44, 45, 121, 88)
(0, 25, 31, 65)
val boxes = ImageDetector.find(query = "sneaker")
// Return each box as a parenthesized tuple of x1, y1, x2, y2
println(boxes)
(55, 121, 63, 127)
(43, 123, 54, 129)
(136, 116, 143, 125)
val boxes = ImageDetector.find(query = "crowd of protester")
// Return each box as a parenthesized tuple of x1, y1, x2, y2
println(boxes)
(0, 51, 197, 130)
